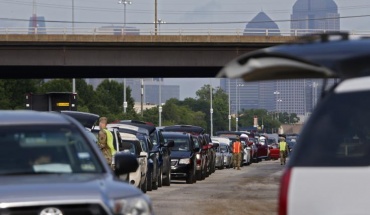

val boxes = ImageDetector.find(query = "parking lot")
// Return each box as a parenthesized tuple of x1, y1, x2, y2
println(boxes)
(146, 159, 284, 215)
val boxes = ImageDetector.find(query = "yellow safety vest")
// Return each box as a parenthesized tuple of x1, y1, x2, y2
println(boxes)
(279, 141, 287, 151)
(104, 129, 116, 155)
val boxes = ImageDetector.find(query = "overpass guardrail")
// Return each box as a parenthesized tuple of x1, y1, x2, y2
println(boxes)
(1, 27, 370, 37)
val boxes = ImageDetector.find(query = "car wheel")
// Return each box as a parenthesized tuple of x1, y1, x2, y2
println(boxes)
(147, 171, 153, 191)
(192, 166, 197, 183)
(141, 176, 147, 193)
(201, 165, 206, 180)
(162, 168, 171, 186)
(152, 171, 158, 190)
(186, 170, 194, 184)
(157, 167, 163, 187)
(196, 169, 202, 181)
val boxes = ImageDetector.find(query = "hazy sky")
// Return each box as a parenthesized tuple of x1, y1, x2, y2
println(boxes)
(1, 0, 369, 99)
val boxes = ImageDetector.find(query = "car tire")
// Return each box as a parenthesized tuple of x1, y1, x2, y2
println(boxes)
(201, 166, 206, 180)
(158, 167, 163, 187)
(141, 176, 147, 193)
(162, 168, 171, 186)
(147, 171, 153, 192)
(152, 172, 158, 190)
(220, 161, 224, 169)
(186, 170, 194, 184)
(196, 170, 202, 181)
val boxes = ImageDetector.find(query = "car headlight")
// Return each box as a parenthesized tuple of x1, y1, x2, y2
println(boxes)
(196, 154, 201, 160)
(111, 196, 152, 215)
(179, 158, 190, 164)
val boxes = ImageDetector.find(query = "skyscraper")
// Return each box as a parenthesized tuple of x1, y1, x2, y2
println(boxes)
(291, 0, 340, 34)
(244, 11, 281, 36)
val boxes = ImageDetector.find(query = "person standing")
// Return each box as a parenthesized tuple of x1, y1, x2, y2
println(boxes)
(279, 137, 288, 165)
(232, 136, 243, 170)
(98, 117, 116, 169)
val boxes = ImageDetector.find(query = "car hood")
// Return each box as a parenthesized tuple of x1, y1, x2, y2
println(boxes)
(0, 174, 142, 204)
(217, 33, 370, 81)
(171, 151, 192, 159)
(60, 111, 99, 129)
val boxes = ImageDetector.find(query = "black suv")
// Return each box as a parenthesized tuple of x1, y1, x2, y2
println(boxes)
(118, 120, 174, 186)
(217, 33, 370, 215)
(162, 132, 198, 184)
(163, 125, 215, 180)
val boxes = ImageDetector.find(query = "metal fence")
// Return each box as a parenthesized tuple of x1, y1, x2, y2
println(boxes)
(1, 27, 370, 37)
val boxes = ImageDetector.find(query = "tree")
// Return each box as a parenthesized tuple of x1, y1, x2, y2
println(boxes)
(2, 79, 41, 109)
(39, 79, 72, 93)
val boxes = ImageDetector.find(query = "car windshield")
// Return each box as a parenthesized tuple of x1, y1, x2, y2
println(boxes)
(137, 135, 149, 152)
(0, 125, 103, 175)
(164, 136, 190, 151)
(220, 144, 228, 153)
(292, 90, 370, 167)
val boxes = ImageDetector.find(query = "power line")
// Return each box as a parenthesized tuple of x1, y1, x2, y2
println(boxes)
(1, 14, 370, 25)
(1, 0, 370, 16)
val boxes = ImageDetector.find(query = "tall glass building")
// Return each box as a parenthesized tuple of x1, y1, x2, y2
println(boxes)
(291, 0, 340, 34)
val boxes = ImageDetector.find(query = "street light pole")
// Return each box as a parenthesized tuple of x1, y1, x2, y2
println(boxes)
(157, 19, 166, 35)
(154, 0, 158, 35)
(235, 80, 238, 131)
(210, 79, 213, 137)
(159, 79, 162, 126)
(228, 79, 231, 131)
(141, 79, 144, 117)
(118, 1, 132, 29)
(123, 78, 127, 113)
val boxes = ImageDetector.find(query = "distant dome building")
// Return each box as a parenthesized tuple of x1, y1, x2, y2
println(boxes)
(243, 12, 281, 36)
(291, 0, 340, 33)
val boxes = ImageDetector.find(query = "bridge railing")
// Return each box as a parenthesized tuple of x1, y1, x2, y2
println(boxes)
(1, 27, 370, 37)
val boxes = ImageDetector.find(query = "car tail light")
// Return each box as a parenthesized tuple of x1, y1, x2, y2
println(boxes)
(278, 168, 291, 215)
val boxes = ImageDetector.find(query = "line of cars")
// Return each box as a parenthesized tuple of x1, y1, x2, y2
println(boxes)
(57, 112, 175, 194)
(0, 110, 154, 215)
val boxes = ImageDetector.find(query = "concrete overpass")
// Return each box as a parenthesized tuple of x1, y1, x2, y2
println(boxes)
(0, 34, 296, 78)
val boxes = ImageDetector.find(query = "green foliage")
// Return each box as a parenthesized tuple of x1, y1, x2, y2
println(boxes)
(0, 79, 300, 134)
(1, 79, 40, 109)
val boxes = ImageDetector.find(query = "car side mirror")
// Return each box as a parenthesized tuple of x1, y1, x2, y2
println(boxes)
(164, 140, 175, 148)
(140, 151, 148, 158)
(114, 152, 139, 175)
(149, 150, 159, 157)
(212, 143, 219, 148)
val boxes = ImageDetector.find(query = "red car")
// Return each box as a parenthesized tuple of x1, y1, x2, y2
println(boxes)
(269, 143, 280, 160)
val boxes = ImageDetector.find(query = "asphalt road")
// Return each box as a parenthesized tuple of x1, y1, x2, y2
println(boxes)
(146, 159, 284, 215)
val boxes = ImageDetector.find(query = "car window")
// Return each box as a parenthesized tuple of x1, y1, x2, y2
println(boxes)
(0, 125, 103, 174)
(150, 132, 158, 146)
(164, 136, 190, 151)
(193, 137, 200, 148)
(291, 91, 370, 166)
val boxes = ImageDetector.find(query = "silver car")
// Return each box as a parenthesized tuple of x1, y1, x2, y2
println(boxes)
(212, 140, 225, 169)
(0, 110, 154, 215)
(212, 137, 233, 168)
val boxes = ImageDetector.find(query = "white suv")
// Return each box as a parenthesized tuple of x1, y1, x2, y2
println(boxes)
(217, 33, 370, 215)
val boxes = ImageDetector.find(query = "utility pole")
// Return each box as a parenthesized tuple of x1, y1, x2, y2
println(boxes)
(235, 80, 238, 132)
(210, 79, 213, 137)
(123, 78, 127, 113)
(141, 79, 144, 117)
(159, 79, 162, 126)
(228, 78, 231, 131)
